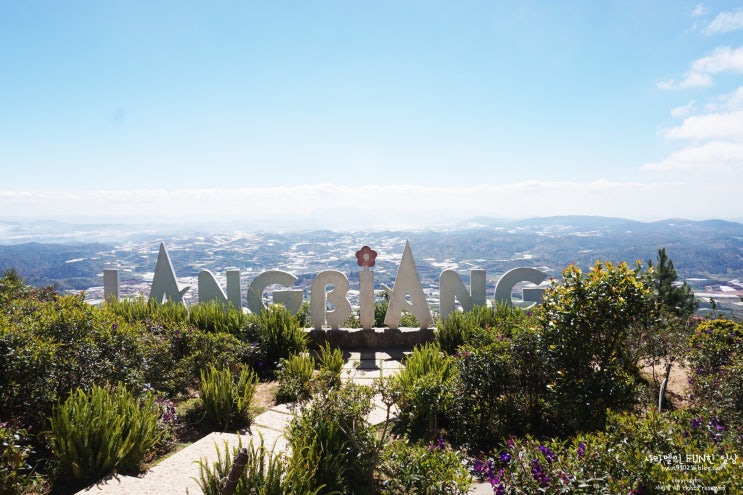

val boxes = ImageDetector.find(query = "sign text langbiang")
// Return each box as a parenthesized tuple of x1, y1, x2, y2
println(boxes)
(102, 240, 549, 330)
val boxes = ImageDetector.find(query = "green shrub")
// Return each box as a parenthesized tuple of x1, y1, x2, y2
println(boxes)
(475, 409, 742, 494)
(0, 294, 159, 432)
(197, 434, 321, 495)
(687, 319, 743, 424)
(317, 342, 344, 390)
(379, 438, 471, 495)
(258, 304, 308, 368)
(161, 327, 253, 392)
(275, 353, 316, 403)
(287, 383, 377, 494)
(539, 261, 653, 433)
(187, 300, 252, 335)
(199, 365, 258, 430)
(450, 324, 552, 448)
(1, 422, 42, 495)
(49, 383, 162, 481)
(436, 309, 480, 355)
(103, 296, 188, 328)
(393, 342, 456, 437)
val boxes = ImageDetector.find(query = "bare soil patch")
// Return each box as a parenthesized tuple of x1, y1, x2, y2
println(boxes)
(640, 360, 691, 410)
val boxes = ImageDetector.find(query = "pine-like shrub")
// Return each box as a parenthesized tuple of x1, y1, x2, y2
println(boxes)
(392, 342, 456, 436)
(199, 365, 258, 430)
(49, 383, 162, 481)
(257, 304, 308, 367)
(197, 434, 321, 495)
(316, 342, 344, 390)
(275, 353, 315, 403)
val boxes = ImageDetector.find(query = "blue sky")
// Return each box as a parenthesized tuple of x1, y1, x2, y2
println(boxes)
(1, 1, 742, 227)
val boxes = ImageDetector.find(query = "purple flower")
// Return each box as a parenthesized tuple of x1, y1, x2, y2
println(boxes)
(499, 451, 511, 464)
(531, 459, 550, 487)
(577, 442, 586, 457)
(427, 437, 446, 451)
(690, 417, 704, 429)
(539, 444, 556, 463)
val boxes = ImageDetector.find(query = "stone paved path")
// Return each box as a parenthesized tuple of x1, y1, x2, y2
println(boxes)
(75, 350, 492, 495)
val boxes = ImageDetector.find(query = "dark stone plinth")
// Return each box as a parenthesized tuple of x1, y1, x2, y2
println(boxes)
(306, 327, 435, 349)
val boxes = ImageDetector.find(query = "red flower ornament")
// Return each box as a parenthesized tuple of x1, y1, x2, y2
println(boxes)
(355, 246, 377, 269)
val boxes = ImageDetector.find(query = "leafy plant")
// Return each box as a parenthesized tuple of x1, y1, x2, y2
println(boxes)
(197, 434, 322, 495)
(199, 365, 258, 430)
(287, 383, 377, 494)
(393, 342, 456, 436)
(258, 304, 308, 368)
(317, 342, 344, 390)
(379, 437, 471, 495)
(1, 422, 42, 495)
(450, 323, 552, 448)
(49, 383, 162, 481)
(687, 319, 743, 424)
(275, 353, 316, 403)
(539, 261, 653, 433)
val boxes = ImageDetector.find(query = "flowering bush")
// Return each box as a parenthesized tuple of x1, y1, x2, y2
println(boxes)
(450, 322, 552, 448)
(474, 409, 742, 494)
(687, 319, 743, 425)
(379, 437, 471, 495)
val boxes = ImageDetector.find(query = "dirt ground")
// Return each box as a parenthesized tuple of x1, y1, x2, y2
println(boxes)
(640, 360, 691, 410)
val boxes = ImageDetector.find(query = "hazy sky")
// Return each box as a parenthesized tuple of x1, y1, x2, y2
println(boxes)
(1, 1, 742, 227)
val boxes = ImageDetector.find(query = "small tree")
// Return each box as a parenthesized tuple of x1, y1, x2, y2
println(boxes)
(540, 261, 654, 433)
(648, 248, 697, 318)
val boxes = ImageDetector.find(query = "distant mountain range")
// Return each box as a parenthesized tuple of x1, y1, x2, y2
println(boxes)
(1, 216, 742, 316)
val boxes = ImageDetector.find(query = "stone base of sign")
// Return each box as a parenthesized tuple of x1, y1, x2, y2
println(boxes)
(306, 327, 435, 349)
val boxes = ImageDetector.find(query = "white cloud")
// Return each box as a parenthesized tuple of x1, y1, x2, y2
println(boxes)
(705, 10, 743, 34)
(663, 109, 743, 139)
(642, 140, 743, 172)
(659, 46, 743, 89)
(693, 4, 707, 17)
(671, 100, 697, 117)
(1, 181, 738, 226)
(720, 85, 743, 109)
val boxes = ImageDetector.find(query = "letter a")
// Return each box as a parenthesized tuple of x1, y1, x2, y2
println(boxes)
(149, 242, 190, 304)
(382, 240, 433, 329)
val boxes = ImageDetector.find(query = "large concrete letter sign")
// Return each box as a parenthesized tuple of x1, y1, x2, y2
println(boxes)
(103, 269, 120, 303)
(382, 240, 433, 329)
(198, 269, 242, 309)
(439, 269, 486, 320)
(494, 267, 548, 308)
(149, 243, 190, 304)
(311, 270, 352, 330)
(359, 270, 375, 329)
(247, 270, 302, 315)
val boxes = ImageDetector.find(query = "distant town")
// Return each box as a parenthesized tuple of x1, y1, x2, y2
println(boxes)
(1, 216, 742, 318)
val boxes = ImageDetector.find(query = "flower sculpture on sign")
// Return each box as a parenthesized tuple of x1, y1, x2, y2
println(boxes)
(355, 245, 377, 270)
